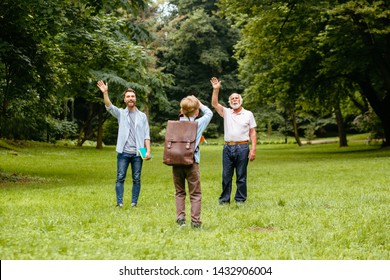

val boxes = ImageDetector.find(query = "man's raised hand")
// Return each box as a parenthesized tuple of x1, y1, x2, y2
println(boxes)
(97, 80, 108, 94)
(210, 77, 221, 90)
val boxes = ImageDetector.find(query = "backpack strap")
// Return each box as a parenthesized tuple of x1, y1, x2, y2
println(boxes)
(179, 114, 200, 154)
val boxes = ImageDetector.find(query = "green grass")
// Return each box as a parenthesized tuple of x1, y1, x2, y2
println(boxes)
(0, 140, 389, 260)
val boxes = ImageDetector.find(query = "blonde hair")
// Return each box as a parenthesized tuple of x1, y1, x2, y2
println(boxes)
(180, 96, 200, 117)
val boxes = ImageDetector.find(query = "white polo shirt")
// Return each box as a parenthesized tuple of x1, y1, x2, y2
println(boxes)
(223, 107, 257, 142)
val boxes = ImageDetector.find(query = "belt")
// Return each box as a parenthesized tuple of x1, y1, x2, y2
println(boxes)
(225, 141, 249, 145)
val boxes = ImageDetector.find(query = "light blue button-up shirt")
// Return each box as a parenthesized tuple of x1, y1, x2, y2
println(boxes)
(106, 104, 150, 154)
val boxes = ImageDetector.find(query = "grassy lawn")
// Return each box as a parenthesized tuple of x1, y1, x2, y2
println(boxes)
(0, 140, 389, 260)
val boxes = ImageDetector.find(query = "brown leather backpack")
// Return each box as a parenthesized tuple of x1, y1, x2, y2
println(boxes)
(163, 120, 198, 166)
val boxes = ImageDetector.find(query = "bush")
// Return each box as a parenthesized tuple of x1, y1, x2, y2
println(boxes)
(150, 124, 165, 143)
(45, 117, 78, 142)
(352, 108, 384, 139)
(203, 123, 219, 138)
(102, 118, 118, 145)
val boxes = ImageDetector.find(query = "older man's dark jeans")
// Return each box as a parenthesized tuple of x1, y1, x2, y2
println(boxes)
(219, 144, 249, 203)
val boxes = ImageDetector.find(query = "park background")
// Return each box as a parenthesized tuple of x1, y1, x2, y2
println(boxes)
(1, 0, 389, 260)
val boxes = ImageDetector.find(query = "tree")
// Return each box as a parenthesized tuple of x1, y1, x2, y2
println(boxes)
(156, 0, 241, 134)
(58, 0, 172, 148)
(218, 0, 390, 146)
(318, 1, 390, 145)
(0, 0, 69, 140)
(0, 0, 171, 148)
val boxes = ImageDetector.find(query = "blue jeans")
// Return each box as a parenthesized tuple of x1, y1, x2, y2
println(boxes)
(220, 144, 249, 203)
(115, 152, 143, 205)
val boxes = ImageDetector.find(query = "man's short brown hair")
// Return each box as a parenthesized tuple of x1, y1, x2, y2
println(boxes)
(122, 88, 136, 98)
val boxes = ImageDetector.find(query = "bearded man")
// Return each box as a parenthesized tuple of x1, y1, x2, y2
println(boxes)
(210, 77, 257, 205)
(97, 80, 151, 208)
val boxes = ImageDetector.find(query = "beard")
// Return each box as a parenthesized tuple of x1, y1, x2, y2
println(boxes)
(126, 100, 136, 107)
(230, 100, 242, 110)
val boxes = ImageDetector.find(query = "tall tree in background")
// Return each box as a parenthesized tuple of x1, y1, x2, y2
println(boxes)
(0, 0, 171, 147)
(218, 0, 390, 146)
(156, 0, 241, 133)
(0, 0, 68, 140)
(90, 0, 174, 146)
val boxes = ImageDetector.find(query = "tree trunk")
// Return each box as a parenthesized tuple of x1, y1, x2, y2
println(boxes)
(291, 111, 302, 146)
(267, 120, 272, 138)
(334, 101, 348, 147)
(0, 68, 11, 138)
(352, 15, 390, 146)
(358, 77, 390, 147)
(378, 106, 390, 147)
(76, 128, 86, 147)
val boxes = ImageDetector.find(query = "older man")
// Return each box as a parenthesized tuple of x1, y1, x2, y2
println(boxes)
(210, 77, 257, 205)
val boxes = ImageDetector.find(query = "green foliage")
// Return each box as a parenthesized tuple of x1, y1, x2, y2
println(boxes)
(0, 0, 171, 145)
(45, 116, 78, 141)
(149, 124, 166, 143)
(217, 0, 390, 145)
(2, 0, 389, 147)
(102, 117, 119, 145)
(156, 0, 241, 121)
(1, 141, 389, 259)
(0, 0, 69, 138)
(202, 122, 219, 138)
(352, 106, 384, 139)
(170, 0, 218, 14)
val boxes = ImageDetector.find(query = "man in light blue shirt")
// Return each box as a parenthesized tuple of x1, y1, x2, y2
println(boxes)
(97, 80, 151, 208)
